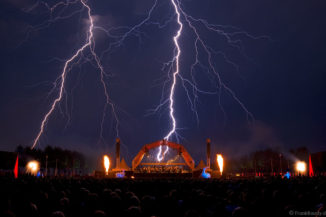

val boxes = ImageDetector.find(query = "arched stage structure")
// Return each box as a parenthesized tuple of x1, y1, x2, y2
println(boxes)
(132, 140, 195, 171)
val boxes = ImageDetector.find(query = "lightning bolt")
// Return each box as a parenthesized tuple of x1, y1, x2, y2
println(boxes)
(156, 0, 182, 162)
(31, 0, 118, 149)
(155, 0, 266, 161)
(19, 0, 84, 47)
(29, 0, 163, 149)
(26, 0, 266, 160)
(165, 0, 182, 141)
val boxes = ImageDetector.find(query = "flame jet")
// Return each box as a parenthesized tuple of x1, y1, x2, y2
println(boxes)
(31, 0, 118, 149)
(103, 155, 110, 175)
(217, 154, 224, 175)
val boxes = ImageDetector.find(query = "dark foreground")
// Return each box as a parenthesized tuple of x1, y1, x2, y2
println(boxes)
(1, 176, 326, 217)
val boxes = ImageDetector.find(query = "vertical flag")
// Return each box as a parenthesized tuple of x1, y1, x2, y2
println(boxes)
(309, 154, 314, 177)
(14, 155, 18, 179)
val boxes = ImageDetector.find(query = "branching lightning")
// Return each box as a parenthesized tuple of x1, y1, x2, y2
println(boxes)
(155, 0, 266, 161)
(157, 0, 182, 162)
(165, 0, 182, 141)
(29, 0, 160, 149)
(31, 0, 118, 149)
(25, 0, 266, 160)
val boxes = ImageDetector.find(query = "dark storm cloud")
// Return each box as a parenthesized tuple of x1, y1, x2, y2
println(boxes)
(133, 0, 155, 15)
(0, 0, 325, 164)
(3, 0, 34, 8)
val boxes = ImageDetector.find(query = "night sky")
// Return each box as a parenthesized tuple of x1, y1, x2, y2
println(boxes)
(1, 0, 326, 163)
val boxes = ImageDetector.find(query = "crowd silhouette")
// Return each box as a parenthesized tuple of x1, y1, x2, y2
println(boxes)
(1, 175, 326, 217)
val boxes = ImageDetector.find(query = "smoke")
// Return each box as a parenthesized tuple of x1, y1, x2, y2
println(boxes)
(217, 121, 284, 157)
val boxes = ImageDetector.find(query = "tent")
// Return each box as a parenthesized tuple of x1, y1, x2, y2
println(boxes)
(120, 158, 130, 170)
(195, 160, 206, 170)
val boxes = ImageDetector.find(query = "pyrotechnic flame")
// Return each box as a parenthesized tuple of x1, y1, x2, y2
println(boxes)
(296, 161, 306, 173)
(217, 154, 223, 175)
(103, 155, 110, 174)
(26, 160, 39, 175)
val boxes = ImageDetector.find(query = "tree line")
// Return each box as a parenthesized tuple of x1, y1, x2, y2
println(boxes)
(15, 145, 87, 170)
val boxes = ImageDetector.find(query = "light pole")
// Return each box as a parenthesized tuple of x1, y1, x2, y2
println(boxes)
(55, 159, 58, 176)
(279, 154, 282, 175)
(45, 155, 48, 177)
